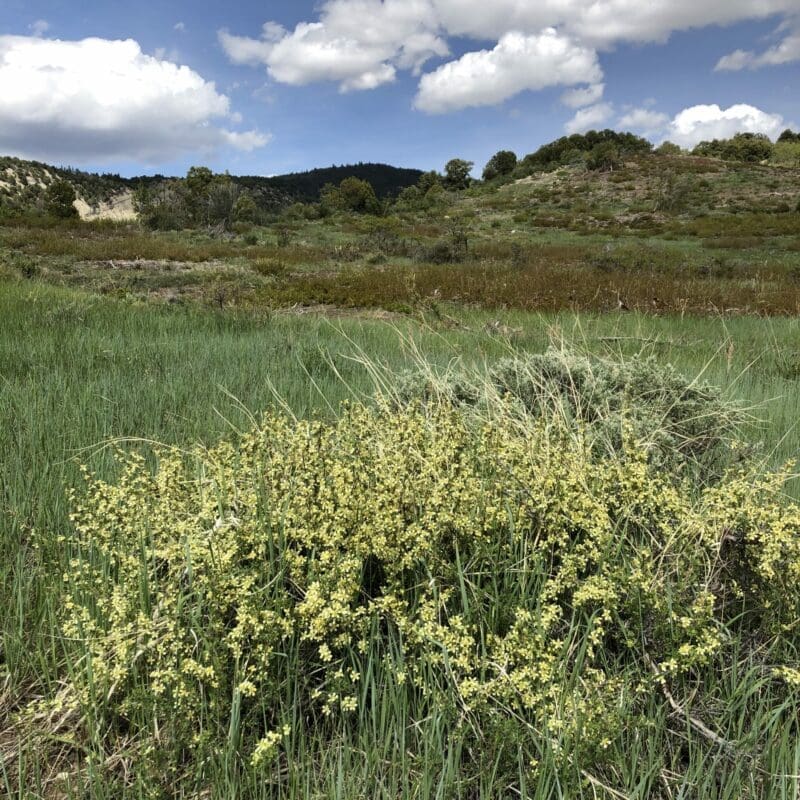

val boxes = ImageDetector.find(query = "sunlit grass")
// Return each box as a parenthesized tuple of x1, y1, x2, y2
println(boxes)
(2, 280, 799, 798)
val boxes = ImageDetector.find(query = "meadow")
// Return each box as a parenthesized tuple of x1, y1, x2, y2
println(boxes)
(2, 150, 800, 798)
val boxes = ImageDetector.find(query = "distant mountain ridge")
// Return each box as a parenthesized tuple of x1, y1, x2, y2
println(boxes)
(0, 156, 423, 219)
(237, 163, 424, 204)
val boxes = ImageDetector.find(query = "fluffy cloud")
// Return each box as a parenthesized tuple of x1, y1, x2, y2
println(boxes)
(564, 100, 789, 145)
(414, 30, 602, 113)
(716, 26, 800, 70)
(617, 108, 670, 135)
(666, 103, 786, 148)
(430, 0, 800, 45)
(0, 35, 269, 164)
(561, 83, 605, 109)
(221, 1, 800, 113)
(565, 103, 615, 134)
(219, 0, 448, 92)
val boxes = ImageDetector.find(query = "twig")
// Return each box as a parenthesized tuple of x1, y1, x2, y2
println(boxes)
(643, 654, 736, 751)
(580, 770, 632, 799)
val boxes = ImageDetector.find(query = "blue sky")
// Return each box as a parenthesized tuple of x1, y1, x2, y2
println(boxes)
(0, 1, 798, 177)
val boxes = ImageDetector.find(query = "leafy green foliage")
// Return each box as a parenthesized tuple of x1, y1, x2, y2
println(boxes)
(417, 170, 441, 193)
(772, 141, 800, 167)
(693, 132, 774, 163)
(338, 176, 381, 213)
(133, 181, 189, 230)
(320, 176, 382, 215)
(233, 192, 258, 223)
(518, 130, 652, 174)
(44, 180, 78, 219)
(586, 142, 622, 172)
(443, 158, 474, 190)
(185, 165, 215, 196)
(135, 167, 259, 230)
(656, 141, 682, 155)
(395, 170, 446, 210)
(482, 150, 518, 180)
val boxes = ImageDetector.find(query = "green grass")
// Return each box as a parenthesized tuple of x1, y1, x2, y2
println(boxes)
(2, 279, 800, 797)
(3, 151, 800, 797)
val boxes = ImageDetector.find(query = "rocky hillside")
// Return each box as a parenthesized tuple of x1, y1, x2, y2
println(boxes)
(0, 157, 139, 220)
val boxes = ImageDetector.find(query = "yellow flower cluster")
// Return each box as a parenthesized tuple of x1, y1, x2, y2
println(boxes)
(60, 401, 800, 767)
(251, 725, 291, 767)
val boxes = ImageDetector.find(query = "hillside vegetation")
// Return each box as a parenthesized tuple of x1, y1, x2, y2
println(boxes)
(3, 132, 799, 315)
(0, 156, 422, 222)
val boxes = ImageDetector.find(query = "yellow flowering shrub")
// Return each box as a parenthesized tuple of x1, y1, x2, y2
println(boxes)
(61, 400, 800, 776)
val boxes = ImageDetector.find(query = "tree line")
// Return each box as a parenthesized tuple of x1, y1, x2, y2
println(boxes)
(9, 126, 799, 226)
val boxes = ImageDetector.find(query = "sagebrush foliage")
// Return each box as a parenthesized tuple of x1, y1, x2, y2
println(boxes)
(395, 350, 738, 473)
(58, 396, 800, 787)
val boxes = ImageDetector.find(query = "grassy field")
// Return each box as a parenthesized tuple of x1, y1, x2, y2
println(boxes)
(2, 278, 800, 798)
(2, 152, 800, 798)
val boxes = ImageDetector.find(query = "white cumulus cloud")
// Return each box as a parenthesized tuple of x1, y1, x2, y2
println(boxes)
(220, 1, 800, 114)
(414, 30, 602, 113)
(716, 25, 800, 70)
(561, 83, 605, 109)
(667, 103, 786, 148)
(617, 107, 670, 135)
(565, 102, 615, 134)
(0, 35, 269, 165)
(429, 0, 800, 45)
(219, 0, 448, 92)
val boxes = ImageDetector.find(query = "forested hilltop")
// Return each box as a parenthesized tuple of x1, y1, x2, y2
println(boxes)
(0, 156, 422, 220)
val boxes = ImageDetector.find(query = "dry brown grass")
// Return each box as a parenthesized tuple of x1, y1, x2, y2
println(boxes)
(0, 223, 325, 265)
(255, 260, 800, 316)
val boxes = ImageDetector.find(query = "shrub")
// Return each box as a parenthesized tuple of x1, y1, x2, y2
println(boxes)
(44, 180, 79, 219)
(656, 141, 682, 155)
(482, 150, 518, 181)
(320, 177, 381, 215)
(771, 141, 800, 167)
(395, 350, 738, 473)
(587, 142, 622, 172)
(693, 133, 774, 163)
(134, 181, 190, 231)
(394, 184, 423, 209)
(233, 192, 258, 224)
(653, 174, 696, 213)
(519, 130, 652, 175)
(423, 182, 447, 207)
(52, 389, 800, 790)
(339, 176, 381, 214)
(206, 178, 243, 230)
